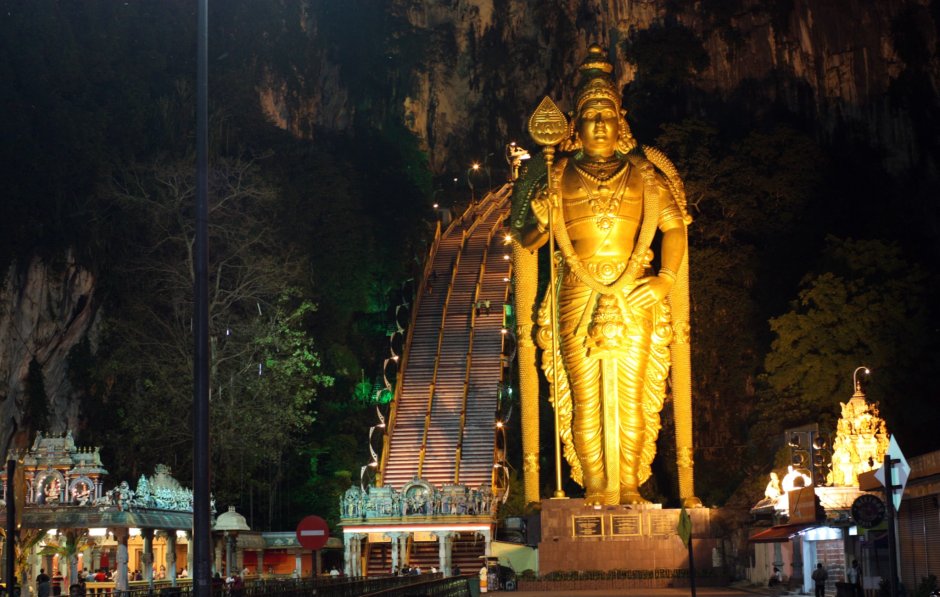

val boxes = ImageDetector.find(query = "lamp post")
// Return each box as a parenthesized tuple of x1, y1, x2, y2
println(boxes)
(467, 163, 480, 203)
(853, 366, 870, 393)
(483, 153, 494, 190)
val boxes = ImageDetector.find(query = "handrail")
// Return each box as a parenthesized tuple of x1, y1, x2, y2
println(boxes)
(492, 257, 514, 496)
(456, 195, 510, 484)
(454, 233, 489, 484)
(417, 229, 465, 478)
(379, 218, 442, 485)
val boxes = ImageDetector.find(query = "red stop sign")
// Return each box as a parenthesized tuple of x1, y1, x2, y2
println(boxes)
(295, 515, 330, 550)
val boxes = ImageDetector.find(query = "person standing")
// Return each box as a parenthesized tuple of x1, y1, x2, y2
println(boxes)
(846, 559, 862, 597)
(37, 568, 51, 597)
(768, 566, 782, 586)
(812, 563, 828, 597)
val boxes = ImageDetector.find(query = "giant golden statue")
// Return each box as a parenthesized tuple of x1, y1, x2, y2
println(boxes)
(511, 45, 700, 506)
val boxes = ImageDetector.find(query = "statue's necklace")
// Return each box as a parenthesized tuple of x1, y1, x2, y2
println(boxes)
(575, 160, 629, 230)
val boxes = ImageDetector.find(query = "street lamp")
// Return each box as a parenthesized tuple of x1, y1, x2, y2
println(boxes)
(853, 366, 870, 394)
(467, 163, 480, 203)
(483, 153, 494, 190)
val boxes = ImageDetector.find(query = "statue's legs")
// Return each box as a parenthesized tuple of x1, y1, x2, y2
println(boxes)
(558, 283, 608, 503)
(617, 304, 653, 503)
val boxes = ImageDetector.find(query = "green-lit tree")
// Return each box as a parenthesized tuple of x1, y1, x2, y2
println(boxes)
(653, 120, 826, 504)
(231, 289, 334, 524)
(755, 236, 939, 454)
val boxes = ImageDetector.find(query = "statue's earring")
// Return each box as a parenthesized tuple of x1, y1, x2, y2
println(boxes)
(617, 115, 637, 153)
(561, 118, 583, 152)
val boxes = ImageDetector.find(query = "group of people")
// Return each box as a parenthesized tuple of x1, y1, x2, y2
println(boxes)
(395, 565, 428, 576)
(771, 559, 862, 597)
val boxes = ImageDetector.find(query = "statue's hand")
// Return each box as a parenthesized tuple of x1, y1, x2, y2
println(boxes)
(530, 192, 552, 232)
(626, 276, 672, 309)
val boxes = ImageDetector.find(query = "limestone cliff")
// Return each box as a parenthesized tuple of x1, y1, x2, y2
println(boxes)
(0, 253, 98, 454)
(258, 0, 937, 173)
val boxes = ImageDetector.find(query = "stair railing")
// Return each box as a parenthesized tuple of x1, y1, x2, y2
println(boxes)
(456, 207, 511, 484)
(417, 229, 466, 478)
(379, 218, 442, 485)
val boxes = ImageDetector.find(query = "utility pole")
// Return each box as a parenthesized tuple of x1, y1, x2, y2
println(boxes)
(4, 459, 15, 597)
(193, 1, 211, 596)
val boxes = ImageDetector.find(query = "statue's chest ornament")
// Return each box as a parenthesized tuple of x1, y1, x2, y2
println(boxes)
(575, 161, 630, 231)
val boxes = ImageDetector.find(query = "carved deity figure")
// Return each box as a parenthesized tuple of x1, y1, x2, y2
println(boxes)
(512, 45, 699, 506)
(827, 386, 889, 487)
(764, 472, 782, 502)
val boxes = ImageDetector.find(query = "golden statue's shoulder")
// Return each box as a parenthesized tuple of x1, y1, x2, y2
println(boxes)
(510, 151, 548, 231)
(640, 145, 691, 224)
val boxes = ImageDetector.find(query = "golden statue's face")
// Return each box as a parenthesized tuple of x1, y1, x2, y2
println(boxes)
(577, 98, 619, 158)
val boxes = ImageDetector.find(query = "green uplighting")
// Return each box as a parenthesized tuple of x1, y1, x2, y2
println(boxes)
(377, 388, 394, 405)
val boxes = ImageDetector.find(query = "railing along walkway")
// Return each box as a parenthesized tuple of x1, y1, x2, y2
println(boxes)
(82, 575, 462, 597)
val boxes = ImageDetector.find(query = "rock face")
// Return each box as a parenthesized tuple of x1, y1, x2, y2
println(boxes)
(258, 0, 937, 173)
(0, 253, 97, 454)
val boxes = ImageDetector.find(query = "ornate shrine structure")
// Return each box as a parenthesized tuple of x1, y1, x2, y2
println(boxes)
(747, 376, 892, 594)
(1, 431, 196, 592)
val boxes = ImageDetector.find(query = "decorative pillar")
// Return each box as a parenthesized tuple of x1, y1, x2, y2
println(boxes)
(256, 549, 264, 577)
(344, 534, 367, 577)
(480, 529, 492, 556)
(433, 532, 455, 576)
(112, 528, 130, 591)
(82, 547, 92, 578)
(142, 528, 154, 588)
(30, 547, 42, 593)
(186, 531, 193, 577)
(224, 532, 237, 576)
(293, 551, 302, 578)
(386, 532, 402, 574)
(349, 540, 359, 578)
(213, 536, 223, 576)
(343, 535, 353, 577)
(166, 532, 178, 586)
(398, 533, 408, 572)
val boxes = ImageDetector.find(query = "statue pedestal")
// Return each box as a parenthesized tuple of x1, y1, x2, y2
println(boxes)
(537, 498, 720, 577)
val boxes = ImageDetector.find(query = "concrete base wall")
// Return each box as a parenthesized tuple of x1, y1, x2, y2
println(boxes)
(537, 499, 720, 574)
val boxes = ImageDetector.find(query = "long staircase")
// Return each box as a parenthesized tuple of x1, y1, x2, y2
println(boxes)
(381, 186, 512, 490)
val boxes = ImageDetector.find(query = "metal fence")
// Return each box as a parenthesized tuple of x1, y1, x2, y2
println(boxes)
(69, 575, 470, 597)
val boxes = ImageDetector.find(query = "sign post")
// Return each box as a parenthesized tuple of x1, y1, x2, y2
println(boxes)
(872, 436, 909, 597)
(295, 516, 330, 577)
(677, 507, 696, 597)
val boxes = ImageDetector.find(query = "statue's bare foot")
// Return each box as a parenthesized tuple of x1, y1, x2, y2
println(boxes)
(584, 492, 606, 506)
(620, 490, 650, 505)
(682, 496, 703, 508)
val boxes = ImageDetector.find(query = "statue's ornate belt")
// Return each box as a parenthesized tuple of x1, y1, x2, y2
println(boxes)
(564, 260, 627, 285)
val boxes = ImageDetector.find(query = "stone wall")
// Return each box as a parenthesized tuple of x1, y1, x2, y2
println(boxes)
(536, 498, 722, 574)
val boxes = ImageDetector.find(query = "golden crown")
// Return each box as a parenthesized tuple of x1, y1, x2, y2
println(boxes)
(575, 44, 620, 113)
